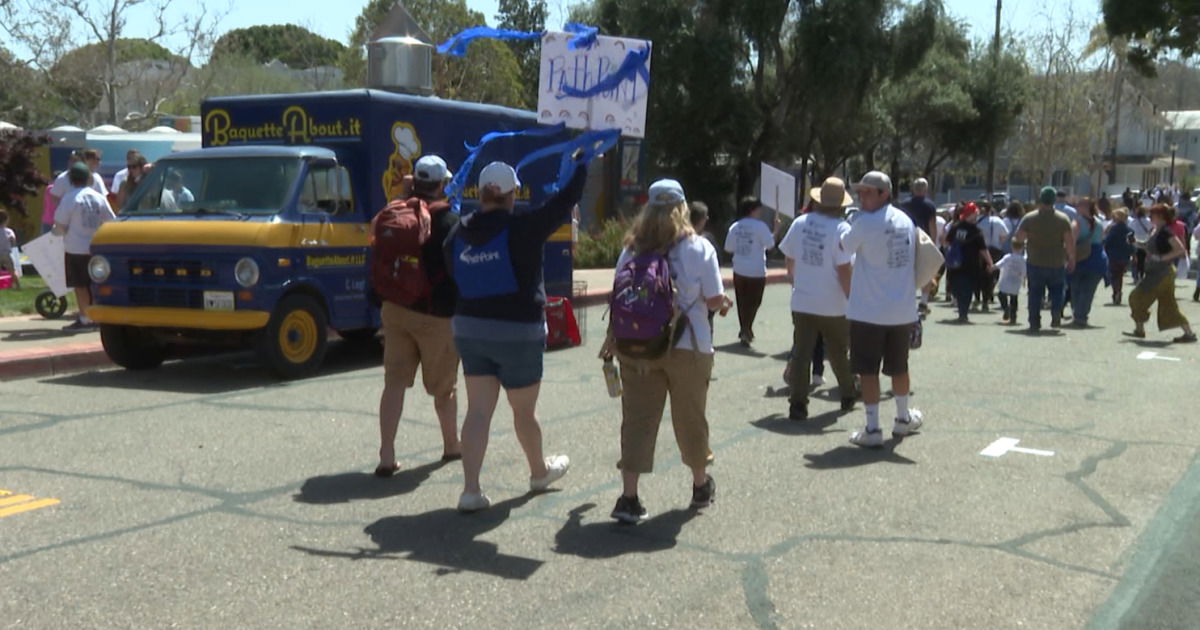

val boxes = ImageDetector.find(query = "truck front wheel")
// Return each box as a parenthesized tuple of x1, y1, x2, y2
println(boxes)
(258, 294, 328, 379)
(100, 324, 167, 370)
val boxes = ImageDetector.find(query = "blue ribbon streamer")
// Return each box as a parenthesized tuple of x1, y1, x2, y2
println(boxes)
(558, 46, 651, 99)
(563, 22, 599, 49)
(514, 128, 620, 195)
(438, 23, 602, 58)
(444, 123, 568, 213)
(437, 26, 543, 57)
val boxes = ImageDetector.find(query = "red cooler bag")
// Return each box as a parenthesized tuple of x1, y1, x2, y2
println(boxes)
(545, 296, 581, 348)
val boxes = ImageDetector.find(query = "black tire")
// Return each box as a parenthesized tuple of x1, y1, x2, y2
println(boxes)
(257, 294, 328, 379)
(100, 324, 166, 370)
(35, 291, 68, 319)
(336, 328, 379, 344)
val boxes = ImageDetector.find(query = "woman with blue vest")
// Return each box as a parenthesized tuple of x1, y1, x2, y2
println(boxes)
(444, 159, 588, 512)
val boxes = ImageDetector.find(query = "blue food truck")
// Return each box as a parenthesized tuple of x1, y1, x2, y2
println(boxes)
(87, 89, 574, 378)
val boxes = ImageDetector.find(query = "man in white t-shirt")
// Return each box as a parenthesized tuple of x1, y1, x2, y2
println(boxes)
(160, 170, 195, 210)
(50, 149, 108, 209)
(724, 197, 779, 346)
(779, 177, 857, 420)
(53, 163, 116, 330)
(840, 171, 924, 448)
(109, 149, 142, 194)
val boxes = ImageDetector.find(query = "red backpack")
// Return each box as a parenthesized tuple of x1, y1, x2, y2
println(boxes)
(370, 197, 434, 307)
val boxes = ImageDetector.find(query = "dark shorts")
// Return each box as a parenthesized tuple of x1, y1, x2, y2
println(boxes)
(849, 320, 912, 376)
(454, 336, 544, 389)
(64, 253, 91, 288)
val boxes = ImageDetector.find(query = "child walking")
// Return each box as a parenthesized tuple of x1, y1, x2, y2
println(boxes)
(994, 240, 1026, 325)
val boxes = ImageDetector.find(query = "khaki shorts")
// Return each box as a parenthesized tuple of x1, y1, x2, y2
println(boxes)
(381, 301, 459, 395)
(849, 320, 912, 377)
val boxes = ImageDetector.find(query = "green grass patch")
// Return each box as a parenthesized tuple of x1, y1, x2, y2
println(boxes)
(0, 275, 77, 317)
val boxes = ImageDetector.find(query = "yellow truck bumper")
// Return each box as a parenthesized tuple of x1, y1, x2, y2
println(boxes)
(88, 306, 270, 330)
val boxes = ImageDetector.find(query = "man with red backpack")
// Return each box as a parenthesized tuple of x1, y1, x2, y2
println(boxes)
(371, 155, 462, 476)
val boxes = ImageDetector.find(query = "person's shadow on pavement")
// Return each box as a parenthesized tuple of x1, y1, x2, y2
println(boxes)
(750, 411, 842, 436)
(292, 493, 543, 580)
(803, 441, 917, 469)
(552, 502, 698, 559)
(293, 460, 449, 504)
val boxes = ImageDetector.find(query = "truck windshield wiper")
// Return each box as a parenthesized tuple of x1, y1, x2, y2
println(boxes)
(190, 207, 247, 219)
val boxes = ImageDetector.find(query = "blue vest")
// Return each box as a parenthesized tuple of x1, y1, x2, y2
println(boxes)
(453, 229, 519, 299)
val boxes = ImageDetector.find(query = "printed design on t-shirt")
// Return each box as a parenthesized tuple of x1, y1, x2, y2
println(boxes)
(885, 227, 912, 269)
(81, 203, 103, 230)
(734, 227, 756, 258)
(452, 229, 518, 299)
(799, 221, 827, 267)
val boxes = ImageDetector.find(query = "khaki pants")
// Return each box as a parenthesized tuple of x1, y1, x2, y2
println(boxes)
(789, 312, 853, 406)
(617, 349, 713, 473)
(1130, 272, 1189, 331)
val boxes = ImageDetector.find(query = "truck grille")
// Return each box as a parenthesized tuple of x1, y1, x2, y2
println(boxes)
(129, 287, 205, 309)
(127, 259, 218, 285)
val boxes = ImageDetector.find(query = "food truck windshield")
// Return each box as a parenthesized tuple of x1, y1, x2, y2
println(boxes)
(123, 156, 302, 216)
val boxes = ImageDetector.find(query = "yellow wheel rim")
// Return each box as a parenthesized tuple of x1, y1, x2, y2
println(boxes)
(278, 309, 318, 364)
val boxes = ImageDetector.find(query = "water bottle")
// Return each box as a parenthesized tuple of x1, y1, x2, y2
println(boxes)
(602, 358, 622, 398)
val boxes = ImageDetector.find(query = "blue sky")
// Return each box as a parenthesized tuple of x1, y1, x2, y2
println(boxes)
(6, 0, 1102, 61)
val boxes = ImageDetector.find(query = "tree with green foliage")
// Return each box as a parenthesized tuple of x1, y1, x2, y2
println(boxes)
(212, 25, 345, 70)
(1102, 0, 1199, 76)
(1, 0, 221, 126)
(48, 39, 181, 125)
(879, 10, 977, 183)
(0, 132, 49, 218)
(496, 0, 548, 109)
(342, 0, 524, 108)
(160, 54, 312, 116)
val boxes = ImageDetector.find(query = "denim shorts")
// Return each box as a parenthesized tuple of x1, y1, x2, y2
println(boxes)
(453, 336, 544, 389)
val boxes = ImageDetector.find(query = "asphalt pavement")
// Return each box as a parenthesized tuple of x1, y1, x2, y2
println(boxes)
(2, 282, 1199, 629)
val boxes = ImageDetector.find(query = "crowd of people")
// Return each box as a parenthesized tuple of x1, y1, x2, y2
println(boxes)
(902, 184, 1198, 342)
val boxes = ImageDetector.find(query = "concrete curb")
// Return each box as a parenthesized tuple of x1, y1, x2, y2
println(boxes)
(0, 341, 110, 382)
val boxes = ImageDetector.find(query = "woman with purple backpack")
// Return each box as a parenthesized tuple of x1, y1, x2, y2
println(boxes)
(602, 179, 725, 524)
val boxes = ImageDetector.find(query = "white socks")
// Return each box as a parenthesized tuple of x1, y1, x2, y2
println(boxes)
(865, 404, 880, 431)
(895, 395, 910, 421)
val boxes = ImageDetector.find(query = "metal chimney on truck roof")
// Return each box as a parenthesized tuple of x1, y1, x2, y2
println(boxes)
(367, 2, 434, 96)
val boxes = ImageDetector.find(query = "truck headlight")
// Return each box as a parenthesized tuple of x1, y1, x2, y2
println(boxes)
(234, 257, 260, 287)
(88, 255, 111, 283)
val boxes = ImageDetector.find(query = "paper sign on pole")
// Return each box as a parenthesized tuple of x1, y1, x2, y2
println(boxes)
(23, 233, 68, 298)
(538, 33, 652, 138)
(761, 162, 796, 218)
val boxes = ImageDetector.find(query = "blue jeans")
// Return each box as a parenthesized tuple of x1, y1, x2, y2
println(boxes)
(1069, 269, 1103, 324)
(950, 271, 976, 318)
(1027, 265, 1066, 327)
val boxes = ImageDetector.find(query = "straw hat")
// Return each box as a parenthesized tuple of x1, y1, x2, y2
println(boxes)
(809, 176, 853, 208)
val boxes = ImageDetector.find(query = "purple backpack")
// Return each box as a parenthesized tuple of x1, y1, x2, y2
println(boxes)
(610, 251, 683, 359)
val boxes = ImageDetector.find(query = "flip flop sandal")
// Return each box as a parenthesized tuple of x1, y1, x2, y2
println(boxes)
(374, 462, 400, 477)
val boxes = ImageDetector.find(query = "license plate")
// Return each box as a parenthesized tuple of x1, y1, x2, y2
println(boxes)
(203, 291, 235, 311)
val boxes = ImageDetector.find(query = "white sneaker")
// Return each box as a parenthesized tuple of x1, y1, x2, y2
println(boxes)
(811, 374, 825, 386)
(530, 454, 570, 491)
(893, 408, 924, 437)
(849, 427, 883, 448)
(457, 492, 491, 513)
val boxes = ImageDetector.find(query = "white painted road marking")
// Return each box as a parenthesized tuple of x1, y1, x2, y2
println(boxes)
(981, 437, 1056, 458)
(1136, 351, 1181, 362)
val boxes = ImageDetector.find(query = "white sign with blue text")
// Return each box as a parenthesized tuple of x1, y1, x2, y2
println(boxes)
(538, 32, 652, 138)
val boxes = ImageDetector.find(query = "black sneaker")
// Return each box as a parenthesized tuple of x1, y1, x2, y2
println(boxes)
(840, 396, 857, 411)
(788, 401, 808, 421)
(1050, 317, 1061, 329)
(611, 495, 648, 524)
(690, 475, 715, 509)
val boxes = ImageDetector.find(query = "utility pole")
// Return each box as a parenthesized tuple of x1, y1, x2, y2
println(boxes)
(985, 0, 1001, 196)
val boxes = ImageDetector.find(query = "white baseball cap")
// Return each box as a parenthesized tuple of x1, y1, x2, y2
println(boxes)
(647, 179, 686, 206)
(478, 161, 520, 194)
(414, 155, 452, 182)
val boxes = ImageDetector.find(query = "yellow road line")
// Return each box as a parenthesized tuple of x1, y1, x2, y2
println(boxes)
(0, 489, 12, 496)
(0, 494, 35, 507)
(0, 498, 60, 518)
